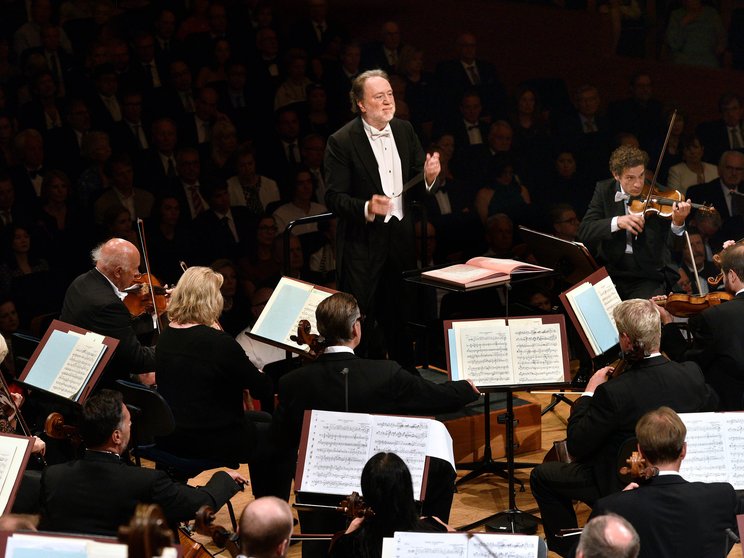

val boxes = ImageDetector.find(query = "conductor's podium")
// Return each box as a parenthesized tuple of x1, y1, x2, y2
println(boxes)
(437, 394, 542, 463)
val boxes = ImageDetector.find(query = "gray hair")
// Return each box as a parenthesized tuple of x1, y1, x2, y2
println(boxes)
(349, 69, 390, 114)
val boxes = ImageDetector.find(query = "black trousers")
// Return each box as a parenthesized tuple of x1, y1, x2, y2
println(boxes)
(530, 461, 601, 557)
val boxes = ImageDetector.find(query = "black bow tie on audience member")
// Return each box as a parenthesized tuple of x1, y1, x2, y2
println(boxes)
(614, 190, 630, 203)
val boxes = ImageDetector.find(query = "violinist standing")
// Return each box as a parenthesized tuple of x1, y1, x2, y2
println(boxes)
(530, 299, 718, 557)
(578, 145, 691, 299)
(658, 242, 744, 410)
(60, 238, 155, 388)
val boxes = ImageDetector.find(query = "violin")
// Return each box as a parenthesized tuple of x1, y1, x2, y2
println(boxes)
(627, 183, 716, 219)
(653, 292, 733, 318)
(123, 274, 168, 318)
(44, 411, 83, 447)
(193, 506, 240, 558)
(618, 450, 658, 481)
(290, 319, 329, 359)
(293, 491, 375, 520)
(707, 237, 744, 287)
(118, 503, 175, 558)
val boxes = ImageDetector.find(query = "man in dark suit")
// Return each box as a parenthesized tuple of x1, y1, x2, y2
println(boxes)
(607, 71, 664, 151)
(324, 69, 441, 364)
(39, 389, 244, 535)
(60, 238, 156, 387)
(434, 32, 507, 121)
(361, 20, 408, 75)
(696, 93, 744, 165)
(589, 406, 740, 558)
(578, 145, 691, 299)
(530, 298, 718, 557)
(687, 151, 744, 224)
(659, 242, 744, 410)
(272, 292, 479, 556)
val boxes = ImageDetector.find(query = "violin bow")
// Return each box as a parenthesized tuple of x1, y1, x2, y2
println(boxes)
(136, 218, 161, 334)
(0, 372, 46, 467)
(683, 230, 703, 295)
(643, 109, 677, 213)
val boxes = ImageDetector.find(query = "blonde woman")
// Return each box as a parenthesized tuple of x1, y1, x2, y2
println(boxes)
(155, 266, 272, 492)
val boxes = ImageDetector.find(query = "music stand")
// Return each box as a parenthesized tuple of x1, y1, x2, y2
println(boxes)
(518, 226, 598, 285)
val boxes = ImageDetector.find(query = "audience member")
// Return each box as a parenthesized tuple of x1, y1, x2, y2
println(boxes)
(666, 0, 726, 68)
(667, 134, 718, 194)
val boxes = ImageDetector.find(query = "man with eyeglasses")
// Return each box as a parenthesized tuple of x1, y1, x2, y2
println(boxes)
(60, 238, 156, 388)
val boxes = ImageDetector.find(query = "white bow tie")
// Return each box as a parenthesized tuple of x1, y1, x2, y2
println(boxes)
(615, 191, 630, 203)
(369, 128, 390, 140)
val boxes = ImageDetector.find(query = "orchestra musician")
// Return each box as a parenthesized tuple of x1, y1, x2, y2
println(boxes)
(530, 298, 718, 557)
(39, 389, 245, 535)
(239, 496, 294, 558)
(576, 514, 640, 558)
(329, 452, 450, 558)
(154, 266, 274, 495)
(271, 292, 480, 512)
(60, 238, 156, 388)
(578, 145, 690, 299)
(589, 407, 741, 558)
(658, 242, 744, 410)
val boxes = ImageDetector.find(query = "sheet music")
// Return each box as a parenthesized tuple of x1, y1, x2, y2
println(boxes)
(369, 416, 431, 497)
(677, 412, 744, 488)
(390, 532, 540, 558)
(298, 411, 453, 497)
(468, 534, 539, 558)
(299, 411, 371, 495)
(393, 532, 467, 558)
(510, 321, 564, 384)
(457, 321, 512, 386)
(0, 434, 32, 514)
(449, 317, 567, 387)
(282, 288, 329, 348)
(50, 336, 105, 399)
(594, 275, 622, 327)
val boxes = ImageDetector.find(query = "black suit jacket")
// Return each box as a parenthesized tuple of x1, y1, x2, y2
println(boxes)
(566, 356, 717, 496)
(661, 293, 744, 410)
(273, 351, 478, 453)
(591, 475, 740, 558)
(434, 58, 507, 118)
(59, 269, 155, 386)
(578, 178, 681, 283)
(696, 119, 744, 164)
(39, 451, 240, 535)
(324, 117, 436, 310)
(687, 178, 744, 222)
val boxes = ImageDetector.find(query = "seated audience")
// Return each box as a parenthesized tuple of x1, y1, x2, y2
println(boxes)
(666, 135, 718, 195)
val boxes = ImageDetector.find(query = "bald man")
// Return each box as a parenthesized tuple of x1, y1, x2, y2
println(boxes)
(60, 238, 155, 387)
(239, 496, 293, 558)
(576, 513, 640, 558)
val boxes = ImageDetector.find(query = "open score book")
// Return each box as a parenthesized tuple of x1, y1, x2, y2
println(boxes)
(421, 257, 551, 289)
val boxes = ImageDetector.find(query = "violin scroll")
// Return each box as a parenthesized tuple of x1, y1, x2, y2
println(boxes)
(290, 319, 328, 358)
(339, 492, 374, 519)
(619, 451, 658, 481)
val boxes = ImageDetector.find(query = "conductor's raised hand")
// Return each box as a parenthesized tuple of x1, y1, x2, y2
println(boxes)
(617, 213, 645, 235)
(424, 151, 441, 184)
(368, 194, 391, 217)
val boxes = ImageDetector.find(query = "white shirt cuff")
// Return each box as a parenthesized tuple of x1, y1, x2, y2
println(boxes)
(364, 201, 374, 222)
(671, 222, 685, 235)
(610, 216, 619, 233)
(581, 391, 595, 397)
